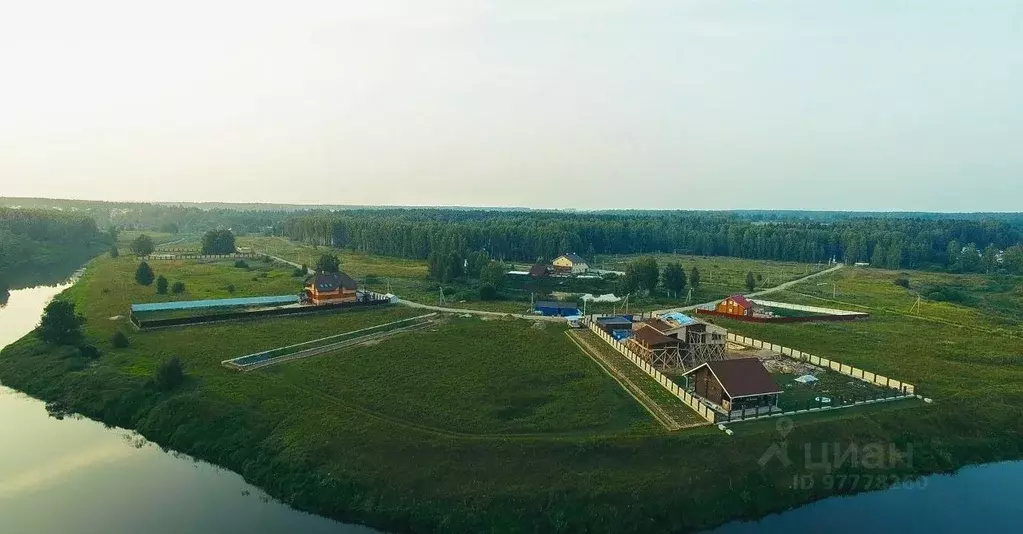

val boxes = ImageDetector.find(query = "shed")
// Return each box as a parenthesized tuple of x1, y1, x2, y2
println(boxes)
(534, 301, 580, 317)
(596, 315, 632, 335)
(682, 358, 782, 414)
(528, 263, 550, 278)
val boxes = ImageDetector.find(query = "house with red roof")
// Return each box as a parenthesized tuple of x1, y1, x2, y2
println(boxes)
(716, 295, 755, 317)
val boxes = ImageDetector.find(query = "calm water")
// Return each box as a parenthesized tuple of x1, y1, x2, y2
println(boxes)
(709, 461, 1023, 533)
(0, 280, 377, 534)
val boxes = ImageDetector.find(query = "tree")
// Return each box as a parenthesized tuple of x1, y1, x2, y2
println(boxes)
(154, 357, 185, 391)
(958, 243, 981, 273)
(1004, 245, 1023, 275)
(690, 267, 701, 289)
(982, 244, 998, 273)
(623, 256, 658, 294)
(201, 229, 236, 255)
(111, 330, 130, 348)
(107, 225, 119, 243)
(37, 300, 84, 345)
(109, 245, 119, 258)
(745, 271, 756, 292)
(870, 245, 886, 268)
(135, 262, 155, 285)
(130, 234, 155, 256)
(480, 261, 506, 290)
(315, 253, 341, 273)
(156, 275, 169, 294)
(479, 283, 497, 301)
(234, 259, 249, 269)
(894, 275, 910, 289)
(171, 281, 186, 294)
(661, 262, 686, 297)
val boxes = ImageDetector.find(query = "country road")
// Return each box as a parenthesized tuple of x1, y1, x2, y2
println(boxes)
(260, 246, 843, 321)
(648, 263, 844, 316)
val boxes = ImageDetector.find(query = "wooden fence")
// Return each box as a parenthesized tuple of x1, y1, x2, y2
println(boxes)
(585, 321, 717, 424)
(726, 333, 915, 395)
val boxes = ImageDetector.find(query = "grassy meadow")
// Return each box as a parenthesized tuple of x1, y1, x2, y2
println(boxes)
(236, 236, 830, 314)
(3, 255, 1023, 532)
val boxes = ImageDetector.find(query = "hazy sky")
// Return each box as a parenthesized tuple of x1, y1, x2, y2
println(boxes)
(2, 1, 1021, 210)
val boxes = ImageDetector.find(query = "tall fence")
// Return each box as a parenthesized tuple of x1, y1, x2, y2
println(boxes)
(726, 333, 915, 395)
(749, 299, 869, 317)
(584, 321, 717, 424)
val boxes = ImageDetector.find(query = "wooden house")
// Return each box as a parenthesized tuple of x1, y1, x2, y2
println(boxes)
(681, 358, 782, 416)
(716, 295, 755, 317)
(528, 263, 550, 278)
(552, 253, 589, 274)
(628, 325, 682, 368)
(639, 315, 727, 370)
(304, 271, 358, 305)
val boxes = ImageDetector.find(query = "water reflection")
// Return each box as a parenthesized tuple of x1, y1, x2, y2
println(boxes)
(0, 280, 379, 534)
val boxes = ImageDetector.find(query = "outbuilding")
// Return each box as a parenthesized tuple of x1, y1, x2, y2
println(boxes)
(534, 301, 580, 317)
(681, 358, 782, 416)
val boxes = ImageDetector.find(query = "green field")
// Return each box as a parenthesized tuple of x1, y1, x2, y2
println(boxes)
(3, 256, 1023, 532)
(237, 236, 829, 314)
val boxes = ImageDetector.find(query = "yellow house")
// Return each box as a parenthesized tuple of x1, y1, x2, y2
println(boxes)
(304, 271, 358, 305)
(552, 253, 588, 274)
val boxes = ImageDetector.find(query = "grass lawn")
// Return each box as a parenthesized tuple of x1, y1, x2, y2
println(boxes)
(4, 256, 1023, 533)
(773, 370, 894, 412)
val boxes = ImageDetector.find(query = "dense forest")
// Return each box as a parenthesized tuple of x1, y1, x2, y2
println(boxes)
(0, 207, 104, 289)
(282, 210, 1023, 273)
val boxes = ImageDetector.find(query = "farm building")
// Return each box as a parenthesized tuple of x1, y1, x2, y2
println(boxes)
(715, 295, 761, 317)
(629, 325, 683, 369)
(305, 271, 358, 305)
(528, 263, 551, 278)
(682, 358, 783, 417)
(632, 313, 727, 370)
(552, 253, 589, 274)
(534, 301, 580, 317)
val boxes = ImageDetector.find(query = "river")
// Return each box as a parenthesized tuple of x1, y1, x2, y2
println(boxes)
(0, 279, 377, 534)
(3, 279, 1022, 533)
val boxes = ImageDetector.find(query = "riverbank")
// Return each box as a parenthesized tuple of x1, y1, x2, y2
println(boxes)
(2, 256, 1023, 532)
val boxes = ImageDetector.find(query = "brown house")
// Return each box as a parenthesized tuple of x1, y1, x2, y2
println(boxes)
(528, 263, 550, 278)
(716, 295, 754, 317)
(682, 358, 782, 415)
(305, 271, 358, 305)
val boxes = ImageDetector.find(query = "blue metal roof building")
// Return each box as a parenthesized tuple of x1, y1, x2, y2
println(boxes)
(534, 301, 580, 317)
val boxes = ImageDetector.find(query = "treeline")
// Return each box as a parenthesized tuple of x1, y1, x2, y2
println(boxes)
(0, 208, 102, 285)
(282, 210, 1023, 272)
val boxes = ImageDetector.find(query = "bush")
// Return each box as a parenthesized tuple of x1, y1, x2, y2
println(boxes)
(226, 284, 236, 294)
(78, 344, 101, 359)
(479, 283, 498, 301)
(111, 330, 130, 348)
(156, 275, 169, 294)
(234, 259, 250, 269)
(292, 267, 306, 277)
(135, 262, 155, 286)
(130, 234, 155, 256)
(110, 245, 119, 258)
(894, 275, 910, 288)
(171, 281, 185, 294)
(153, 357, 185, 391)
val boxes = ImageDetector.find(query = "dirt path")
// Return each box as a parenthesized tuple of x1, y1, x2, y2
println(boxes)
(568, 330, 682, 430)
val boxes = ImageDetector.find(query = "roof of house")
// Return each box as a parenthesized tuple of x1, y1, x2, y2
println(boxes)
(632, 325, 678, 346)
(556, 253, 587, 264)
(535, 301, 579, 310)
(684, 358, 782, 398)
(528, 263, 549, 277)
(596, 316, 632, 326)
(307, 271, 358, 292)
(726, 295, 753, 307)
